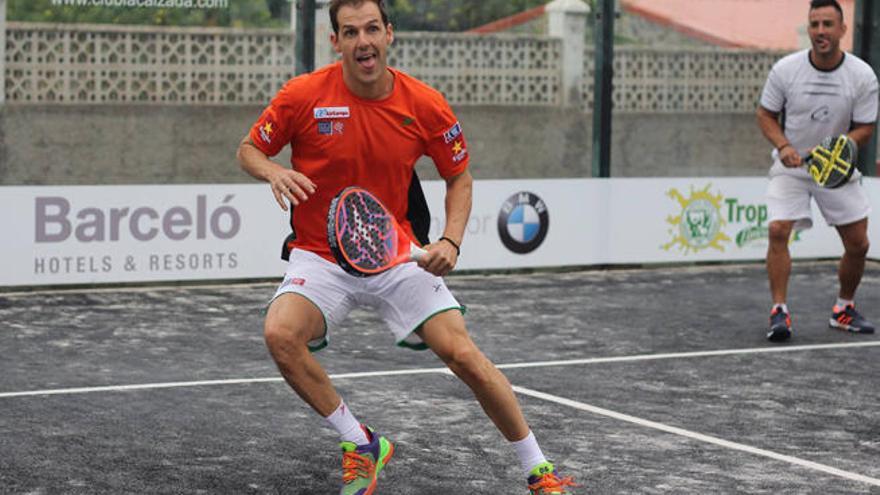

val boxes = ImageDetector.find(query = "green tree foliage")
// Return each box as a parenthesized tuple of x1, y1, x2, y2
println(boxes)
(7, 0, 288, 27)
(8, 0, 550, 31)
(387, 0, 547, 31)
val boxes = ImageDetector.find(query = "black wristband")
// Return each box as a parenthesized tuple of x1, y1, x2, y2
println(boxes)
(438, 236, 461, 256)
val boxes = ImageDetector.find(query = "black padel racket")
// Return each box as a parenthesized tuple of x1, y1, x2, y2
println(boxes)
(327, 186, 427, 277)
(806, 134, 857, 188)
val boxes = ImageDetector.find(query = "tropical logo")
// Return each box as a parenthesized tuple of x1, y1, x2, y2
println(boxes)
(662, 184, 731, 254)
(661, 183, 804, 255)
(726, 197, 769, 248)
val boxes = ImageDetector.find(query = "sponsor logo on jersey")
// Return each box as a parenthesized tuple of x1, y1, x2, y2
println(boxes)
(281, 276, 306, 288)
(314, 106, 351, 119)
(258, 121, 274, 144)
(451, 140, 468, 162)
(443, 121, 462, 143)
(811, 105, 831, 122)
(318, 121, 345, 135)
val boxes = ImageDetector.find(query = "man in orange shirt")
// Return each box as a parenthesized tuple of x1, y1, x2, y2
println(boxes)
(236, 1, 575, 494)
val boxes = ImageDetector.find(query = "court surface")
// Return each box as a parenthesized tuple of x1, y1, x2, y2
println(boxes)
(1, 259, 879, 494)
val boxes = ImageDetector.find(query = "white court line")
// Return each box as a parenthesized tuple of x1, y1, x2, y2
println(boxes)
(1, 341, 877, 399)
(513, 385, 880, 487)
(494, 341, 880, 370)
(0, 378, 285, 398)
(0, 369, 446, 399)
(4, 343, 880, 486)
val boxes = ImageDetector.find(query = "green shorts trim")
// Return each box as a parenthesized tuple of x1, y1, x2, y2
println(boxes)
(396, 305, 467, 351)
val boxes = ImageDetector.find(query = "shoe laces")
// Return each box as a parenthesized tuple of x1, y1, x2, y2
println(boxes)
(529, 472, 578, 494)
(834, 305, 865, 326)
(341, 450, 373, 483)
(770, 308, 791, 326)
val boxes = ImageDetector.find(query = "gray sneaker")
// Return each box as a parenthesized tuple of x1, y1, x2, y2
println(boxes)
(767, 307, 792, 342)
(829, 305, 875, 334)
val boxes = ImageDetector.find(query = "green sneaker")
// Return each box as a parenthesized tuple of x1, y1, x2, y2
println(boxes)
(339, 426, 394, 495)
(527, 461, 577, 494)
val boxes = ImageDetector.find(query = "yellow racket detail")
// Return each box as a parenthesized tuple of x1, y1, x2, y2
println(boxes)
(807, 135, 856, 188)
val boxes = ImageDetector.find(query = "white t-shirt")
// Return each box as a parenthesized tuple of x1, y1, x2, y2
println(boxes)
(759, 49, 879, 178)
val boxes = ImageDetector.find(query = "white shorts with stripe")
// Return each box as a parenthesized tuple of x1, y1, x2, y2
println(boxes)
(270, 249, 463, 352)
(766, 165, 871, 231)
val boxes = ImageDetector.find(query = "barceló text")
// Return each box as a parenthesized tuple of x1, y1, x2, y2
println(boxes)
(34, 195, 241, 243)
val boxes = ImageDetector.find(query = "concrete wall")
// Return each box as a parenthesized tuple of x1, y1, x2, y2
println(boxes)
(0, 104, 776, 185)
(0, 105, 272, 185)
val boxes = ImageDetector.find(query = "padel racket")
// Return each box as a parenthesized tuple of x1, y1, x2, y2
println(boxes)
(805, 134, 856, 188)
(327, 186, 427, 277)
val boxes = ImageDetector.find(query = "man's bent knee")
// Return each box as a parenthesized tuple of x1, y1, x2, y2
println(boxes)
(430, 331, 494, 385)
(263, 321, 309, 353)
(440, 339, 479, 367)
(419, 313, 494, 381)
(444, 344, 495, 386)
(264, 293, 325, 353)
(768, 221, 794, 245)
(844, 239, 870, 258)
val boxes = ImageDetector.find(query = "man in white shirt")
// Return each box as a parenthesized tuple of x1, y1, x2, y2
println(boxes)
(756, 0, 877, 341)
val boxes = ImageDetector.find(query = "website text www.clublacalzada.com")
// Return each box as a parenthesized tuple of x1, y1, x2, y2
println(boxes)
(50, 0, 228, 9)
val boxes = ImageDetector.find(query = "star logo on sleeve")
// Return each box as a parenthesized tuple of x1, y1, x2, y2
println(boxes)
(451, 140, 467, 162)
(259, 120, 275, 144)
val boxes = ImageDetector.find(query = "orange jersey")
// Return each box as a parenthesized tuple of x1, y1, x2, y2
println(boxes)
(249, 62, 469, 262)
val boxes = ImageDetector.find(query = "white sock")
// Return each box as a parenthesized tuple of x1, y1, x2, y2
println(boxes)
(511, 430, 547, 476)
(324, 400, 369, 445)
(836, 298, 854, 309)
(772, 303, 789, 314)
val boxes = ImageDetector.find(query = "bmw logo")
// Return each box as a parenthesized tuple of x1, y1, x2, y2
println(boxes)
(497, 191, 549, 254)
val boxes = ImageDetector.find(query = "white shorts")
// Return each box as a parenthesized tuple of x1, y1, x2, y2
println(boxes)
(270, 249, 463, 352)
(765, 173, 871, 231)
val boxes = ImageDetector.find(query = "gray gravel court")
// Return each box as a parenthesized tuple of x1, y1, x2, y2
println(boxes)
(1, 260, 878, 494)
